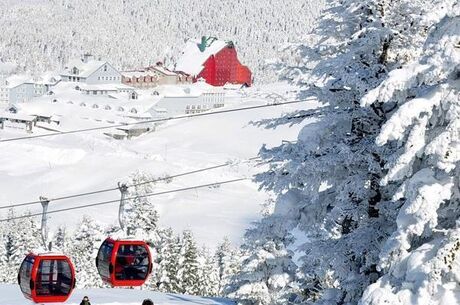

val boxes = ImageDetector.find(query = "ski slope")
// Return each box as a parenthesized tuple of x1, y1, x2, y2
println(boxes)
(0, 284, 234, 305)
(0, 84, 319, 248)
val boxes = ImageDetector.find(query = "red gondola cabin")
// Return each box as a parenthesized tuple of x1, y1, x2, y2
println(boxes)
(96, 237, 152, 287)
(18, 253, 76, 303)
(175, 36, 252, 87)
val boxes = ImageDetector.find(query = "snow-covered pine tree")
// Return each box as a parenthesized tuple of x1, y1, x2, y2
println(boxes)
(4, 210, 42, 283)
(178, 230, 200, 295)
(123, 171, 160, 242)
(154, 227, 182, 293)
(0, 228, 8, 283)
(198, 246, 219, 297)
(359, 6, 460, 304)
(68, 215, 104, 288)
(234, 0, 458, 304)
(226, 222, 298, 305)
(215, 237, 241, 296)
(53, 225, 68, 252)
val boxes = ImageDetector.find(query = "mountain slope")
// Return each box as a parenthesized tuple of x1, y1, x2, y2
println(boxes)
(0, 0, 325, 83)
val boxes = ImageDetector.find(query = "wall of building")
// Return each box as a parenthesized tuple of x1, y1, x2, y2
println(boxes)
(152, 92, 225, 116)
(9, 83, 37, 104)
(197, 46, 252, 86)
(86, 64, 122, 85)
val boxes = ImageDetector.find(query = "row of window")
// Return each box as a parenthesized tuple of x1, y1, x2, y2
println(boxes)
(184, 103, 225, 114)
(98, 76, 121, 81)
(185, 104, 210, 110)
(75, 101, 138, 113)
(124, 76, 159, 83)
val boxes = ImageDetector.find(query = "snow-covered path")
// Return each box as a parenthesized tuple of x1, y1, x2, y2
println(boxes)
(0, 284, 234, 305)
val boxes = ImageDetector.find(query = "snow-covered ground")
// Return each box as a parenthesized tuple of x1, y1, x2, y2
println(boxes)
(0, 284, 234, 305)
(0, 83, 318, 248)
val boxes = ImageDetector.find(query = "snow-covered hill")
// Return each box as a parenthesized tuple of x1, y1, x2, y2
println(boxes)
(0, 0, 325, 83)
(0, 283, 234, 305)
(0, 84, 318, 248)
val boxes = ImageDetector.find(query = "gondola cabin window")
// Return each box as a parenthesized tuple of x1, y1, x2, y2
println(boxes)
(36, 259, 73, 296)
(96, 240, 114, 280)
(19, 255, 35, 297)
(115, 244, 149, 281)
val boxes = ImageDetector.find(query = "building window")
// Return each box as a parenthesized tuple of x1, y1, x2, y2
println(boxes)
(104, 65, 108, 72)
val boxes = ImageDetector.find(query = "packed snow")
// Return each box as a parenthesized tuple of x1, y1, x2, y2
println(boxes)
(0, 284, 234, 305)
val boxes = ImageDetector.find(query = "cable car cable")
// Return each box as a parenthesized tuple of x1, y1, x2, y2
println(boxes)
(0, 156, 262, 210)
(0, 177, 248, 222)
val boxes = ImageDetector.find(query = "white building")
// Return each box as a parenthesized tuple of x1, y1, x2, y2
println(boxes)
(76, 83, 137, 99)
(0, 75, 52, 105)
(149, 81, 225, 116)
(60, 54, 122, 85)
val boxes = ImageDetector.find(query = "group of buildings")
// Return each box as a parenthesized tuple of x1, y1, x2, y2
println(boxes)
(0, 37, 252, 137)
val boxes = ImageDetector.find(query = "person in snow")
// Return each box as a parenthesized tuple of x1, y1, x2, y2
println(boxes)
(80, 296, 91, 305)
(142, 299, 154, 305)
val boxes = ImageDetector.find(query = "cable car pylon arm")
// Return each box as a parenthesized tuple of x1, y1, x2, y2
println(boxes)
(39, 196, 51, 251)
(117, 183, 129, 234)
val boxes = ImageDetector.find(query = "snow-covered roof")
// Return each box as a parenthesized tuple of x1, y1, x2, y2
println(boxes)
(1, 74, 34, 89)
(121, 71, 158, 78)
(35, 72, 61, 85)
(175, 37, 228, 76)
(78, 83, 135, 91)
(153, 65, 177, 76)
(0, 111, 36, 121)
(61, 56, 115, 78)
(121, 66, 177, 78)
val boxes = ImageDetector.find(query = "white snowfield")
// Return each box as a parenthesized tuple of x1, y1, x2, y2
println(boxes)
(0, 284, 234, 305)
(0, 84, 318, 248)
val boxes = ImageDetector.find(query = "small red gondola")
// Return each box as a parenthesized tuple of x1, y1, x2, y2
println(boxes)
(18, 253, 76, 303)
(96, 237, 152, 287)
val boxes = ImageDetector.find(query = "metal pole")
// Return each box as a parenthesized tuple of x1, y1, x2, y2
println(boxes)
(118, 183, 129, 233)
(39, 196, 50, 251)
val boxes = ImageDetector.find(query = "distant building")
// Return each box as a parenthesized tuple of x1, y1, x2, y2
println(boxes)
(60, 54, 122, 84)
(149, 81, 225, 116)
(76, 83, 137, 99)
(0, 75, 50, 105)
(122, 62, 192, 88)
(175, 36, 252, 87)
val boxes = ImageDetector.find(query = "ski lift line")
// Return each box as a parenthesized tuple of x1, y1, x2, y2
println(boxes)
(0, 178, 248, 222)
(0, 157, 262, 210)
(0, 99, 312, 143)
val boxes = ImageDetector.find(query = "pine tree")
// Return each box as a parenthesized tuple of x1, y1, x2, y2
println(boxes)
(198, 247, 219, 297)
(215, 237, 241, 296)
(178, 230, 200, 295)
(155, 227, 182, 293)
(234, 0, 460, 304)
(67, 215, 104, 288)
(226, 232, 297, 305)
(0, 229, 8, 283)
(4, 210, 42, 283)
(53, 225, 67, 252)
(359, 7, 460, 304)
(123, 171, 160, 241)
